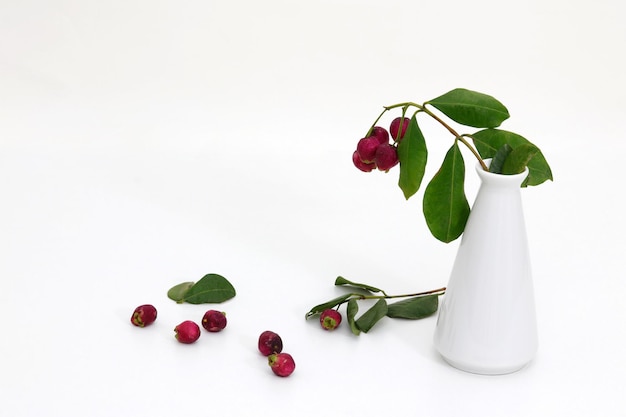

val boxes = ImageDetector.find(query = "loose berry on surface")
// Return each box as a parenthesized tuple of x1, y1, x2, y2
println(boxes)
(319, 309, 342, 330)
(356, 137, 381, 163)
(375, 143, 399, 171)
(130, 304, 157, 328)
(202, 310, 227, 332)
(268, 353, 296, 377)
(174, 320, 201, 344)
(258, 330, 283, 356)
(352, 151, 376, 172)
(368, 126, 390, 145)
(390, 117, 410, 141)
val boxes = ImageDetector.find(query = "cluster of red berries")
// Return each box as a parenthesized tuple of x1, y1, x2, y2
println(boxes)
(131, 305, 295, 377)
(258, 330, 296, 377)
(131, 304, 227, 343)
(352, 117, 410, 172)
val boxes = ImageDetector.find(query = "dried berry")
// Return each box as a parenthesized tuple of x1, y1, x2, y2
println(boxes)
(320, 309, 342, 330)
(130, 304, 157, 328)
(258, 330, 283, 356)
(268, 352, 296, 377)
(174, 320, 201, 344)
(202, 310, 227, 332)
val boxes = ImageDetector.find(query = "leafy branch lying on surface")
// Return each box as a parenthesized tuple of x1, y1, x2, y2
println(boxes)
(305, 276, 446, 335)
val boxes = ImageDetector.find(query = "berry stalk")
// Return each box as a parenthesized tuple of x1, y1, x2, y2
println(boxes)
(333, 286, 446, 310)
(373, 101, 489, 171)
(351, 286, 445, 302)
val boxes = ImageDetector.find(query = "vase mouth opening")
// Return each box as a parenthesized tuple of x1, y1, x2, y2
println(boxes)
(476, 159, 529, 184)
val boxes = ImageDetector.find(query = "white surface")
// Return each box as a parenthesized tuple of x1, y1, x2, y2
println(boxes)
(1, 0, 625, 416)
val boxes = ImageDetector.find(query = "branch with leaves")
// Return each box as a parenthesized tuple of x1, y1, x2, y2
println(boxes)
(355, 88, 553, 243)
(305, 277, 446, 335)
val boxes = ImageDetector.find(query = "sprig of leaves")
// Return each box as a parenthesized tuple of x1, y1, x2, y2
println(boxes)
(369, 88, 553, 243)
(305, 276, 445, 335)
(167, 273, 236, 304)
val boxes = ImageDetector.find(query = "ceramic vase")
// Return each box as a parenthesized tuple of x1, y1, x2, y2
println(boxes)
(433, 161, 538, 375)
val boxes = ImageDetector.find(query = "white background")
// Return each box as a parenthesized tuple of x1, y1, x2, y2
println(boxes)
(1, 0, 625, 415)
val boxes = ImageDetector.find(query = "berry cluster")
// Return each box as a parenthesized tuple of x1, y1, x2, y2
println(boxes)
(130, 304, 227, 344)
(352, 117, 409, 172)
(258, 330, 296, 377)
(131, 305, 296, 377)
(174, 309, 228, 343)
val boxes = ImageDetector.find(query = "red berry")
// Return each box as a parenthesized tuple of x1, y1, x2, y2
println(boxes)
(202, 310, 227, 332)
(268, 352, 296, 377)
(375, 143, 399, 171)
(320, 309, 342, 330)
(258, 330, 283, 356)
(390, 117, 410, 141)
(368, 126, 390, 145)
(130, 304, 157, 327)
(174, 320, 201, 344)
(352, 151, 376, 172)
(356, 137, 380, 163)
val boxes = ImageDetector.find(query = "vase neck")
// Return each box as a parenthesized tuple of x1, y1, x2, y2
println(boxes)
(476, 160, 529, 188)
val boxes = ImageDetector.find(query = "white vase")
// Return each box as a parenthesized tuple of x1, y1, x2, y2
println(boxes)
(433, 161, 538, 375)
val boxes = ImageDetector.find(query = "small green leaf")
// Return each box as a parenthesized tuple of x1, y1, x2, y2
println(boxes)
(489, 143, 513, 174)
(355, 299, 388, 333)
(334, 276, 384, 294)
(501, 143, 539, 175)
(305, 293, 353, 319)
(167, 281, 195, 303)
(423, 142, 470, 243)
(386, 294, 439, 319)
(347, 299, 361, 335)
(426, 88, 509, 128)
(182, 273, 236, 304)
(472, 129, 553, 186)
(397, 115, 428, 200)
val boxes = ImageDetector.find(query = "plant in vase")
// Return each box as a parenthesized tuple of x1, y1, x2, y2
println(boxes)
(307, 88, 552, 375)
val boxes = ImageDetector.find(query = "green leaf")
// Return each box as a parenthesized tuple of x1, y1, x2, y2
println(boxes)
(501, 143, 539, 175)
(422, 142, 470, 243)
(167, 281, 195, 304)
(397, 115, 428, 200)
(426, 88, 509, 128)
(182, 273, 236, 304)
(472, 129, 553, 186)
(305, 293, 353, 319)
(334, 276, 384, 294)
(347, 299, 361, 335)
(386, 294, 439, 319)
(355, 299, 388, 333)
(488, 143, 513, 174)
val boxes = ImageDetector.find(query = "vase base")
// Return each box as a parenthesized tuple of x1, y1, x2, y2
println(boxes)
(439, 354, 531, 376)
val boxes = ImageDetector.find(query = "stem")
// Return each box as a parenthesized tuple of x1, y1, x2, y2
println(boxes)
(421, 107, 489, 171)
(460, 134, 489, 170)
(357, 286, 446, 301)
(335, 287, 446, 309)
(377, 101, 489, 171)
(383, 101, 423, 111)
(366, 107, 390, 137)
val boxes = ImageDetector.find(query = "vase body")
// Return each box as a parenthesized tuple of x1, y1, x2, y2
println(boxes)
(433, 162, 537, 375)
